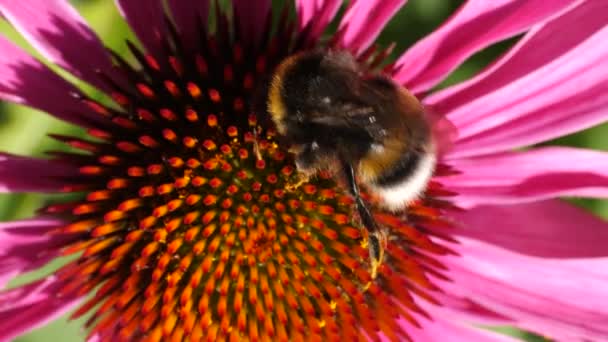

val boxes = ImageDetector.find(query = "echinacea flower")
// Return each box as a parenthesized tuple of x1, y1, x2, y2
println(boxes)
(1, 0, 608, 341)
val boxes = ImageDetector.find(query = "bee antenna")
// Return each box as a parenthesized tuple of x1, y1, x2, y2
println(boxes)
(253, 127, 263, 161)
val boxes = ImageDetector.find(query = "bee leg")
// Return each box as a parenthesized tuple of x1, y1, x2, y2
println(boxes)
(286, 173, 310, 192)
(341, 160, 386, 279)
(253, 128, 263, 161)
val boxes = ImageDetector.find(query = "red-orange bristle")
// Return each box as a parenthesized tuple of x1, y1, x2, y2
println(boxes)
(160, 108, 178, 121)
(137, 83, 156, 98)
(208, 89, 221, 103)
(207, 114, 218, 127)
(185, 108, 199, 121)
(187, 82, 202, 99)
(127, 166, 146, 177)
(168, 56, 183, 76)
(116, 141, 142, 153)
(164, 80, 181, 97)
(83, 99, 111, 116)
(137, 108, 156, 121)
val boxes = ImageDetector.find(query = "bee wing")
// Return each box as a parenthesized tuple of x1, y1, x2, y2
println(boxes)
(308, 114, 351, 126)
(309, 103, 376, 126)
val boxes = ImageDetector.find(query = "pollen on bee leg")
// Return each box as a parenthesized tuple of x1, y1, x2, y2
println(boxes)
(253, 132, 263, 161)
(285, 173, 310, 192)
(366, 227, 388, 280)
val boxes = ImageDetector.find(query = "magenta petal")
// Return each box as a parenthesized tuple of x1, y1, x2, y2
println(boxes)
(393, 0, 576, 93)
(336, 0, 406, 55)
(402, 306, 517, 342)
(429, 0, 608, 157)
(0, 277, 80, 341)
(296, 0, 342, 42)
(0, 218, 62, 255)
(427, 0, 608, 117)
(441, 238, 608, 341)
(233, 0, 271, 47)
(0, 36, 103, 127)
(432, 292, 513, 326)
(167, 0, 210, 51)
(0, 0, 117, 92)
(0, 218, 68, 288)
(0, 153, 79, 193)
(440, 147, 608, 206)
(115, 0, 166, 60)
(449, 200, 608, 258)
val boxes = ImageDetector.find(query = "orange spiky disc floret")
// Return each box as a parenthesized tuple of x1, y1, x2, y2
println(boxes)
(44, 5, 459, 342)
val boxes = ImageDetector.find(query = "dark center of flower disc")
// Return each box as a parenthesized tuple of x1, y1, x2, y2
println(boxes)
(45, 5, 457, 341)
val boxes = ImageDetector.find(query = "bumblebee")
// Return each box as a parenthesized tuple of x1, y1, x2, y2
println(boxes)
(267, 50, 436, 279)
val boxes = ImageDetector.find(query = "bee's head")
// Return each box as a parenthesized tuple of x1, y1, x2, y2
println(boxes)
(267, 50, 358, 133)
(267, 50, 375, 171)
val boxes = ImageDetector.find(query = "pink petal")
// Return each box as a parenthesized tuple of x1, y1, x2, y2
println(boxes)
(439, 147, 608, 206)
(115, 0, 166, 60)
(0, 153, 79, 193)
(440, 237, 608, 341)
(393, 0, 577, 93)
(167, 0, 210, 50)
(429, 0, 608, 158)
(336, 0, 406, 55)
(0, 218, 68, 287)
(296, 0, 342, 43)
(448, 200, 608, 258)
(233, 0, 271, 47)
(0, 36, 101, 127)
(0, 277, 80, 341)
(0, 0, 117, 92)
(401, 306, 517, 342)
(432, 292, 513, 326)
(426, 0, 607, 117)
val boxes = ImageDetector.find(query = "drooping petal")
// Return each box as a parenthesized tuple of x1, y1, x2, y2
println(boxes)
(233, 0, 271, 47)
(428, 0, 608, 158)
(440, 238, 608, 341)
(426, 0, 607, 116)
(296, 0, 342, 43)
(439, 147, 608, 206)
(115, 0, 166, 60)
(431, 292, 513, 326)
(0, 36, 102, 127)
(401, 307, 518, 342)
(448, 200, 608, 258)
(0, 218, 62, 256)
(0, 0, 117, 92)
(393, 0, 577, 93)
(0, 218, 69, 288)
(0, 153, 79, 193)
(336, 0, 406, 55)
(0, 277, 80, 342)
(167, 0, 210, 50)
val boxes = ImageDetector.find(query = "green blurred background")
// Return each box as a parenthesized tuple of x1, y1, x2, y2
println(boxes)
(0, 0, 605, 341)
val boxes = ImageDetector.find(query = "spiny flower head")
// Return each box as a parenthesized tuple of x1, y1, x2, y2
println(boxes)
(1, 1, 608, 342)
